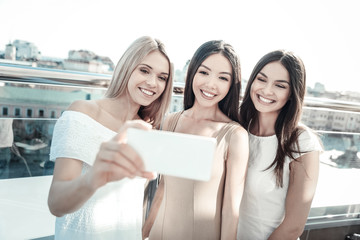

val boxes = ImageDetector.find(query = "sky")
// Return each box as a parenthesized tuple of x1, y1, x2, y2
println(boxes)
(0, 0, 359, 92)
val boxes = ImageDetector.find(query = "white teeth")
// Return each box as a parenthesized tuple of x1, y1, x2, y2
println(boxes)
(140, 88, 155, 96)
(259, 95, 274, 103)
(202, 90, 215, 98)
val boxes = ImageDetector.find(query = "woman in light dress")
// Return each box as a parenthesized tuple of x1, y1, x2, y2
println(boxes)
(237, 50, 322, 240)
(143, 40, 249, 240)
(47, 36, 173, 240)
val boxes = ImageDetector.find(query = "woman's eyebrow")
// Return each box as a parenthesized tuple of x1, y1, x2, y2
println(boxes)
(259, 71, 267, 78)
(259, 72, 288, 84)
(200, 64, 232, 76)
(276, 80, 290, 85)
(200, 64, 211, 71)
(139, 63, 169, 75)
(139, 63, 152, 69)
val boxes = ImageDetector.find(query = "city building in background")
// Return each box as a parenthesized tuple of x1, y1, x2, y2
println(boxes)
(63, 49, 114, 73)
(0, 40, 115, 74)
(13, 39, 40, 60)
(5, 43, 16, 61)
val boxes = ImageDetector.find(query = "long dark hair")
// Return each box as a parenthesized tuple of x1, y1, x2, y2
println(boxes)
(240, 50, 306, 187)
(183, 40, 241, 123)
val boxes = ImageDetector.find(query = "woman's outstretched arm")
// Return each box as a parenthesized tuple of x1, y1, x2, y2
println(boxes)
(48, 120, 154, 217)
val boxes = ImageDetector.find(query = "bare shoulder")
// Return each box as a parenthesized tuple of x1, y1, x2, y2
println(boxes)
(227, 123, 249, 162)
(230, 122, 248, 136)
(229, 123, 248, 145)
(67, 100, 100, 119)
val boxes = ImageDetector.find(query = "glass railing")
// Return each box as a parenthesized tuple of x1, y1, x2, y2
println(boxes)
(305, 131, 360, 229)
(0, 64, 112, 239)
(1, 64, 359, 239)
(300, 104, 360, 238)
(0, 64, 184, 239)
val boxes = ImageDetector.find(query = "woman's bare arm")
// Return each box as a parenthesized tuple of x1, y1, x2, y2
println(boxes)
(268, 151, 319, 240)
(221, 127, 249, 239)
(48, 120, 154, 217)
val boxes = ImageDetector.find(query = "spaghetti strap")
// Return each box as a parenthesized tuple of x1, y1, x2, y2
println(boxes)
(216, 121, 240, 142)
(215, 121, 241, 162)
(166, 111, 184, 132)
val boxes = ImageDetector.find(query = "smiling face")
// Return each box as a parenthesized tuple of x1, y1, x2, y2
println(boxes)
(127, 50, 169, 106)
(192, 53, 232, 108)
(250, 61, 291, 116)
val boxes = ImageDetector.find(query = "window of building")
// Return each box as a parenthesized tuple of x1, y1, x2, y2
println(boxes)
(27, 108, 32, 117)
(38, 109, 44, 117)
(14, 108, 21, 117)
(50, 110, 56, 118)
(2, 107, 8, 116)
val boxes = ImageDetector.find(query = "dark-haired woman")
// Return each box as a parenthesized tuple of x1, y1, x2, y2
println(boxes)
(143, 40, 249, 240)
(237, 50, 322, 240)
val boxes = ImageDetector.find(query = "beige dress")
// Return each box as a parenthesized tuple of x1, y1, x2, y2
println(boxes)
(149, 111, 241, 240)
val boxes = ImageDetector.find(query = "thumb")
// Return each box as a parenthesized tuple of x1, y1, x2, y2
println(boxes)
(112, 120, 152, 143)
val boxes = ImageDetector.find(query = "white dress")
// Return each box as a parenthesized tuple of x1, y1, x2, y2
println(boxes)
(50, 111, 146, 240)
(237, 126, 322, 240)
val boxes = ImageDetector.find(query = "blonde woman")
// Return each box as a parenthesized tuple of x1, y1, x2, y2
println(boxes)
(48, 36, 173, 240)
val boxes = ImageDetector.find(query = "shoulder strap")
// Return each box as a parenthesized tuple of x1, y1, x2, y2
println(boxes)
(216, 121, 240, 143)
(165, 111, 183, 132)
(217, 122, 242, 160)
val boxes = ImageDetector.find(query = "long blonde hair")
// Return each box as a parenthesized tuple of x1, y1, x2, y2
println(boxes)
(105, 36, 173, 129)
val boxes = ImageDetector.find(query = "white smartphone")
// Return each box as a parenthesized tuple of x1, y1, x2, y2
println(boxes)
(126, 128, 217, 181)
